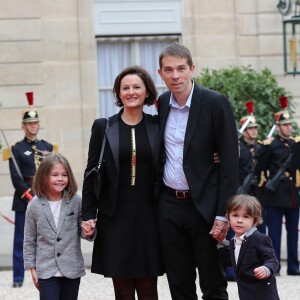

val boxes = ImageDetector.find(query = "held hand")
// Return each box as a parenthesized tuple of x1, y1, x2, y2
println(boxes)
(254, 266, 268, 279)
(81, 219, 97, 237)
(210, 219, 229, 242)
(30, 268, 39, 290)
(81, 224, 95, 237)
(82, 219, 97, 229)
(212, 226, 221, 239)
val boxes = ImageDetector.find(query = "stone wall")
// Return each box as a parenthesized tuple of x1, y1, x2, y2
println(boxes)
(0, 0, 299, 197)
(0, 0, 98, 196)
(181, 0, 300, 120)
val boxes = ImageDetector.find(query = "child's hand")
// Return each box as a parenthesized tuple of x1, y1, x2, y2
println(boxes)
(81, 219, 97, 237)
(30, 268, 39, 290)
(254, 266, 268, 279)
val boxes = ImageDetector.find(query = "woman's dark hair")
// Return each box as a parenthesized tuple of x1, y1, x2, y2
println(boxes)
(113, 66, 157, 107)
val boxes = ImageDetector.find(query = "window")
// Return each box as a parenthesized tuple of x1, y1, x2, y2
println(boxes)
(96, 36, 179, 117)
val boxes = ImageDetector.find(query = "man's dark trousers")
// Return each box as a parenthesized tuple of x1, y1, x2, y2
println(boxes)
(158, 190, 228, 300)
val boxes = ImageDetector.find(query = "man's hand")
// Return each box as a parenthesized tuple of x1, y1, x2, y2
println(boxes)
(210, 219, 229, 242)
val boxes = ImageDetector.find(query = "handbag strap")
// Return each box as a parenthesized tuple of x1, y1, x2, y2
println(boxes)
(96, 118, 109, 169)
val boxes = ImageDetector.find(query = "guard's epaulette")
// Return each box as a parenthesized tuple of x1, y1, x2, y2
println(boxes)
(262, 137, 274, 145)
(291, 136, 300, 143)
(40, 140, 59, 153)
(53, 144, 59, 153)
(2, 143, 17, 161)
(296, 169, 300, 188)
(2, 147, 11, 161)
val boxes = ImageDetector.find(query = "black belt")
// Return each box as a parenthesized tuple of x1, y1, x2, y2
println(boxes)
(163, 184, 191, 199)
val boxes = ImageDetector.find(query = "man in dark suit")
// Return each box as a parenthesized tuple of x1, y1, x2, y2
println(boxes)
(4, 93, 56, 288)
(157, 43, 239, 299)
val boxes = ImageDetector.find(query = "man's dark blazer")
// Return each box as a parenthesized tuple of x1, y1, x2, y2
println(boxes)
(157, 82, 239, 224)
(82, 109, 159, 221)
(219, 230, 280, 300)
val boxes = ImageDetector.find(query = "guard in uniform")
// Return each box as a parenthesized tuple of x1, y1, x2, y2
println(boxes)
(238, 101, 266, 233)
(256, 95, 300, 276)
(3, 92, 57, 287)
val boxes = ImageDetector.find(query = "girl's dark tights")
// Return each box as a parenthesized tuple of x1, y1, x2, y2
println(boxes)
(112, 277, 158, 300)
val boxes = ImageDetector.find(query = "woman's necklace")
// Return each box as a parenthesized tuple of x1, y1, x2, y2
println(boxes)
(131, 128, 136, 186)
(121, 112, 142, 186)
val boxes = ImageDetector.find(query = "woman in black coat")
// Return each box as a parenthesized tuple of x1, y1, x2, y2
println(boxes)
(81, 66, 164, 300)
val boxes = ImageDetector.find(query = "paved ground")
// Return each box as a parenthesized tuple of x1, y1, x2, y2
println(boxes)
(1, 195, 300, 299)
(1, 263, 300, 299)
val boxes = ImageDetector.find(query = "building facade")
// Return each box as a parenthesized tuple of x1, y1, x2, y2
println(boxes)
(0, 0, 299, 196)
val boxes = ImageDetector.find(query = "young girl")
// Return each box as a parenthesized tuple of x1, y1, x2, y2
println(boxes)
(23, 153, 86, 300)
(216, 194, 280, 300)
